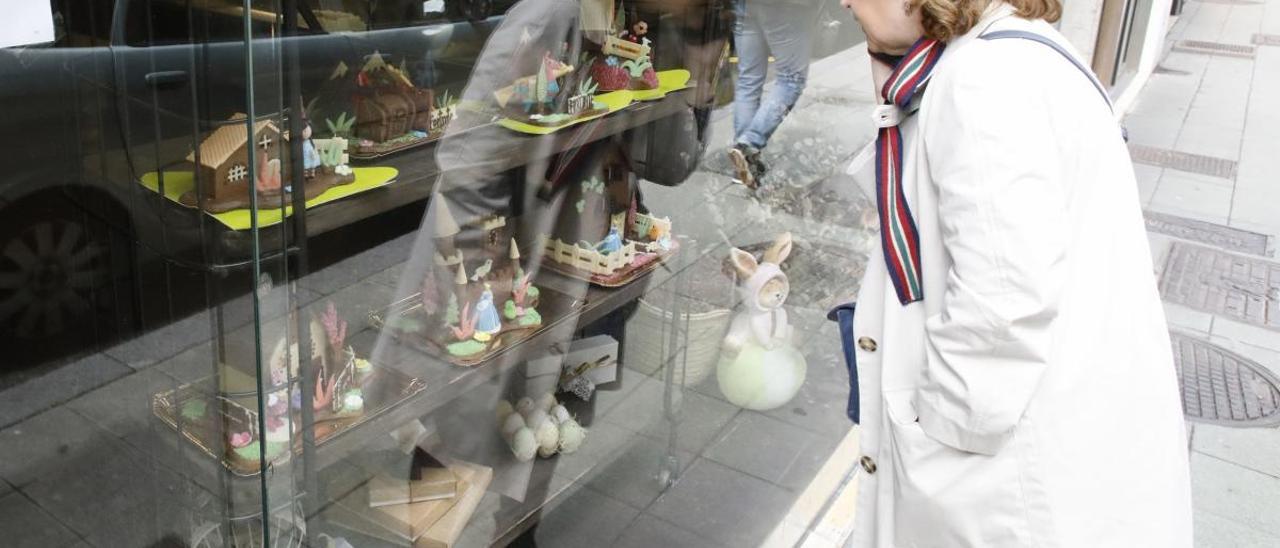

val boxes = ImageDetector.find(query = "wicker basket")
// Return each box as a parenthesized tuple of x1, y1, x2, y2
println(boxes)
(622, 298, 732, 386)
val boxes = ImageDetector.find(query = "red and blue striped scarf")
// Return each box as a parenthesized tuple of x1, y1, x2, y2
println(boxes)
(875, 38, 944, 305)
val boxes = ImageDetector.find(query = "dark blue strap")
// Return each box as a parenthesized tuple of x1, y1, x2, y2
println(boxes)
(979, 30, 1113, 113)
(827, 303, 860, 424)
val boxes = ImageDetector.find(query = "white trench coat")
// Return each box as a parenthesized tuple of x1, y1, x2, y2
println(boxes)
(848, 5, 1193, 547)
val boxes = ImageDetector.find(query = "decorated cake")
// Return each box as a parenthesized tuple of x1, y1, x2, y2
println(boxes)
(584, 0, 658, 91)
(180, 113, 356, 213)
(381, 198, 551, 366)
(152, 302, 427, 476)
(311, 52, 459, 159)
(541, 147, 676, 287)
(494, 52, 610, 127)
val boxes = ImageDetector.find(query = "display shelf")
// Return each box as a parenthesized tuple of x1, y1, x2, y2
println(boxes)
(299, 259, 672, 476)
(152, 89, 697, 271)
(151, 363, 428, 477)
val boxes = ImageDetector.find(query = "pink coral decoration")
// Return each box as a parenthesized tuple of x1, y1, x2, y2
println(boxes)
(230, 432, 253, 448)
(321, 301, 347, 353)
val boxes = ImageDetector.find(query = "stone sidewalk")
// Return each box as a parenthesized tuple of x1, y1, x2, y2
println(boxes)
(1125, 0, 1280, 545)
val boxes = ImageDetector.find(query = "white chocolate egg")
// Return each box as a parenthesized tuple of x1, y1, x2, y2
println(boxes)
(535, 418, 559, 458)
(515, 397, 537, 418)
(501, 412, 526, 441)
(525, 409, 549, 431)
(496, 400, 515, 426)
(550, 404, 572, 425)
(558, 419, 587, 454)
(536, 393, 558, 413)
(511, 427, 537, 462)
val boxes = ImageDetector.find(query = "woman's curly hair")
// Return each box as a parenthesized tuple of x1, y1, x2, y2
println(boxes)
(911, 0, 1062, 42)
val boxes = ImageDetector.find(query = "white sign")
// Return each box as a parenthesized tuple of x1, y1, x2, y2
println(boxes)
(0, 2, 56, 48)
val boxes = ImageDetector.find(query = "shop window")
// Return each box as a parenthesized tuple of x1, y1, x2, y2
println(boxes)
(49, 0, 117, 48)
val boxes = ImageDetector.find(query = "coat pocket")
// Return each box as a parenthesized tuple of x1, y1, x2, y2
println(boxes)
(884, 390, 1033, 548)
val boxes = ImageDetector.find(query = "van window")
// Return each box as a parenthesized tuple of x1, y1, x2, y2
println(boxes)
(121, 0, 337, 47)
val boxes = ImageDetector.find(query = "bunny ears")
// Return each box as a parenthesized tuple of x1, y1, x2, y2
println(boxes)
(729, 233, 793, 279)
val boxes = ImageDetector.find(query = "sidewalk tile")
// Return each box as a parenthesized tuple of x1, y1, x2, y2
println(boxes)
(1123, 112, 1183, 150)
(1228, 190, 1280, 239)
(1195, 511, 1280, 548)
(1147, 170, 1234, 224)
(298, 232, 416, 296)
(1208, 318, 1280, 372)
(0, 354, 131, 430)
(1221, 5, 1267, 45)
(22, 441, 180, 541)
(1163, 302, 1214, 334)
(1191, 452, 1280, 538)
(153, 341, 217, 384)
(1193, 423, 1280, 479)
(65, 368, 178, 440)
(602, 375, 740, 454)
(525, 485, 638, 547)
(647, 458, 795, 547)
(0, 492, 79, 548)
(1173, 120, 1243, 161)
(1133, 164, 1162, 205)
(582, 435, 694, 509)
(105, 312, 214, 370)
(0, 408, 115, 488)
(705, 411, 826, 486)
(616, 513, 729, 548)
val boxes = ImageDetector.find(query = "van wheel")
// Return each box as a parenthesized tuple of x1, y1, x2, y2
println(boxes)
(0, 193, 134, 368)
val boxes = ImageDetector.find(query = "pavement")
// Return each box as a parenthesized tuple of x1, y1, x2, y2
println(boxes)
(1126, 1, 1280, 546)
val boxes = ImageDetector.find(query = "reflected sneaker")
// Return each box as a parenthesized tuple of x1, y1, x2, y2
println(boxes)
(729, 144, 764, 189)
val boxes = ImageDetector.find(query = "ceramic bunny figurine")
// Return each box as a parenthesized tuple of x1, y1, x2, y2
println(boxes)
(724, 232, 793, 352)
(718, 232, 807, 411)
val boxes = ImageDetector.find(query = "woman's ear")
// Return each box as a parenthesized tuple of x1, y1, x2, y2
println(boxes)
(729, 248, 758, 279)
(763, 232, 792, 265)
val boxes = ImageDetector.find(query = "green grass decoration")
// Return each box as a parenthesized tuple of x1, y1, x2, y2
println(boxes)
(326, 112, 356, 138)
(578, 76, 599, 97)
(318, 139, 344, 167)
(519, 309, 542, 326)
(436, 90, 455, 111)
(446, 339, 487, 357)
(623, 55, 652, 78)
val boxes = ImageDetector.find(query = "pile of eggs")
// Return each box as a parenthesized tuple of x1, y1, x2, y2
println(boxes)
(495, 393, 587, 462)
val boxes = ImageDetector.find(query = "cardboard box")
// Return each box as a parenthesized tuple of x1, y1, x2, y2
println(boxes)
(328, 461, 491, 544)
(367, 465, 458, 508)
(415, 461, 493, 548)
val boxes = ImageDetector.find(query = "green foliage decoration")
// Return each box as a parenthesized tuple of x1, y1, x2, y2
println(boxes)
(325, 112, 356, 138)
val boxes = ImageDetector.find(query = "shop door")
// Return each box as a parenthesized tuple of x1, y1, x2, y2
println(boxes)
(1092, 0, 1155, 88)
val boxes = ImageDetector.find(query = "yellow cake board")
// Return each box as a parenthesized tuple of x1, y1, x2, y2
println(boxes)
(138, 166, 399, 230)
(631, 69, 693, 102)
(497, 90, 635, 135)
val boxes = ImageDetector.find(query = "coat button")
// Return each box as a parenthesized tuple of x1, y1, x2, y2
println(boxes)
(857, 337, 877, 352)
(860, 455, 877, 474)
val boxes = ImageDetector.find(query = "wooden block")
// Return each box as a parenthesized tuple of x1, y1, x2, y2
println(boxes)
(367, 466, 458, 508)
(415, 461, 493, 548)
(329, 479, 463, 543)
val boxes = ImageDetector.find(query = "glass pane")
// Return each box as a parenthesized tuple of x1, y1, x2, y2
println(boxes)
(1, 0, 866, 545)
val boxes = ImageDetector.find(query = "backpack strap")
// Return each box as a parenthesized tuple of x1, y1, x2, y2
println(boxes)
(979, 29, 1113, 113)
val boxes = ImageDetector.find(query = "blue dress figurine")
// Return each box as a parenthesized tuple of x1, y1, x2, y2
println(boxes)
(596, 227, 623, 254)
(302, 126, 321, 176)
(473, 285, 502, 341)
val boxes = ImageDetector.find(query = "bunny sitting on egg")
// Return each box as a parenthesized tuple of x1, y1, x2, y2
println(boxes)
(718, 233, 807, 411)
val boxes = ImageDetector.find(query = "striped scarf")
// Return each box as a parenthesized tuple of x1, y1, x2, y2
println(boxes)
(875, 38, 944, 305)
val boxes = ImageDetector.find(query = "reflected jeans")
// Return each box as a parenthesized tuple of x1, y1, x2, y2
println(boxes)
(732, 0, 819, 150)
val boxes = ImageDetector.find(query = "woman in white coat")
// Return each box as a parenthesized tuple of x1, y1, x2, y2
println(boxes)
(834, 0, 1193, 545)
